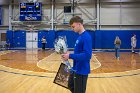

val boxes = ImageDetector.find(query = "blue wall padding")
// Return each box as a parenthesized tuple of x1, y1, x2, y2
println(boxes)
(95, 30, 140, 49)
(118, 31, 140, 49)
(55, 30, 79, 48)
(6, 30, 140, 49)
(95, 30, 102, 49)
(13, 30, 26, 47)
(87, 30, 95, 49)
(38, 30, 55, 48)
(95, 30, 116, 49)
(55, 30, 95, 48)
(47, 30, 55, 48)
(38, 30, 48, 48)
(6, 30, 13, 47)
(0, 7, 2, 25)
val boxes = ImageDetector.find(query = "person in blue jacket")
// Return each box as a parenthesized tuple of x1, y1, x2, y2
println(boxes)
(61, 16, 92, 93)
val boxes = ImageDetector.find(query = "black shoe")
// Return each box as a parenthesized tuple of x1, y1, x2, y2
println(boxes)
(132, 51, 135, 53)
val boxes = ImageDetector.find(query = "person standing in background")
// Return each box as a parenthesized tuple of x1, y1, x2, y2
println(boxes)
(41, 36, 46, 50)
(114, 36, 121, 60)
(61, 16, 92, 93)
(131, 34, 137, 53)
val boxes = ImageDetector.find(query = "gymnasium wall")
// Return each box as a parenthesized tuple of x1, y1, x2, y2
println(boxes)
(55, 30, 79, 48)
(6, 30, 140, 49)
(95, 30, 140, 49)
(100, 4, 140, 30)
(0, 6, 2, 25)
(6, 30, 13, 47)
(6, 30, 26, 48)
(38, 30, 55, 48)
(1, 2, 140, 30)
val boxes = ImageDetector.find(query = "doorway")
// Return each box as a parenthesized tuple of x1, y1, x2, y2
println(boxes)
(26, 31, 38, 49)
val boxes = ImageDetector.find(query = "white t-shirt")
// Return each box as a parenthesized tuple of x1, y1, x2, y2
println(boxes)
(131, 36, 137, 48)
(42, 38, 46, 43)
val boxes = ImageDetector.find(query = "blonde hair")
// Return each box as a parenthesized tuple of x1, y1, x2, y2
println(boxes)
(114, 36, 121, 45)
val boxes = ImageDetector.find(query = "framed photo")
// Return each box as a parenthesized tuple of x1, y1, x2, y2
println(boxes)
(53, 63, 70, 89)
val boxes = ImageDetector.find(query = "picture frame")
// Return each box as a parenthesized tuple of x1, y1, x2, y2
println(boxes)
(53, 63, 70, 89)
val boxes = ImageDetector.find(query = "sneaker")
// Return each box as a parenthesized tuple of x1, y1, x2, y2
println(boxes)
(132, 50, 135, 53)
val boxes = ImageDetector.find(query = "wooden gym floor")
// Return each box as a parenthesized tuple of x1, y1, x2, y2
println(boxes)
(0, 49, 140, 93)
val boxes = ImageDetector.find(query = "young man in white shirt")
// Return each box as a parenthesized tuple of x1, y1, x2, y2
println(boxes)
(131, 34, 137, 53)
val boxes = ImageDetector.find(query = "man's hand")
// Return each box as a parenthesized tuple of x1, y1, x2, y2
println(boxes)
(61, 52, 70, 61)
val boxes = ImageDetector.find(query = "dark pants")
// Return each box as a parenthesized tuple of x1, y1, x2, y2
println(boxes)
(42, 43, 46, 50)
(68, 72, 88, 93)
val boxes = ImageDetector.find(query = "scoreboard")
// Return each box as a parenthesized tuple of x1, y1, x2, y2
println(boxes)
(20, 2, 42, 21)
